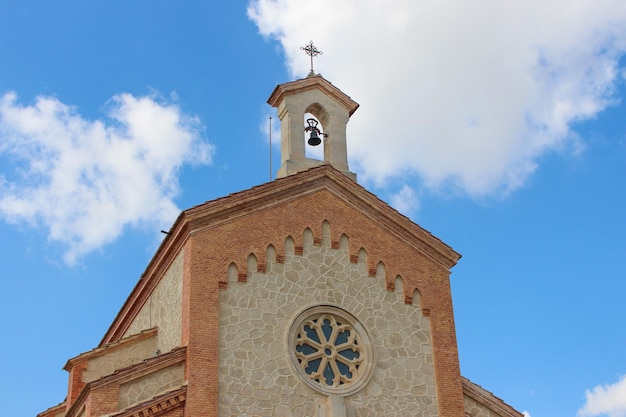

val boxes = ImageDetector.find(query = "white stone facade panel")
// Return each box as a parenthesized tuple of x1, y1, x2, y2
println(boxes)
(219, 242, 438, 417)
(118, 363, 185, 409)
(82, 335, 157, 383)
(124, 250, 184, 353)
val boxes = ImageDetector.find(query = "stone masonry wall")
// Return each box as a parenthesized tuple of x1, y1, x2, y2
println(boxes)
(118, 363, 185, 409)
(219, 237, 438, 417)
(124, 249, 184, 353)
(465, 394, 502, 417)
(82, 335, 157, 384)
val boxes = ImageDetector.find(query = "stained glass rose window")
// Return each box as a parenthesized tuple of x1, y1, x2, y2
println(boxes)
(288, 305, 374, 395)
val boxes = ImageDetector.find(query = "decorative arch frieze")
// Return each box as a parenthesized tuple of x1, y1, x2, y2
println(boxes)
(218, 220, 427, 308)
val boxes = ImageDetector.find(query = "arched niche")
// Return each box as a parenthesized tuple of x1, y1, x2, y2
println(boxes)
(227, 262, 238, 283)
(303, 228, 314, 250)
(285, 236, 295, 255)
(357, 248, 368, 265)
(321, 220, 331, 247)
(266, 244, 277, 264)
(247, 254, 258, 280)
(376, 261, 386, 279)
(411, 288, 423, 308)
(394, 275, 404, 295)
(339, 234, 349, 251)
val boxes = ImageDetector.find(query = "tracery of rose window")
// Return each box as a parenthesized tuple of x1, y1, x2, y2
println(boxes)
(294, 313, 364, 387)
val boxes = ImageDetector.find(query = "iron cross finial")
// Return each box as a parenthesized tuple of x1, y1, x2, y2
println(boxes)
(301, 41, 323, 75)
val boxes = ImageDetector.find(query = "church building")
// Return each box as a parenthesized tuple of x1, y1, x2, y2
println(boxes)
(38, 69, 522, 417)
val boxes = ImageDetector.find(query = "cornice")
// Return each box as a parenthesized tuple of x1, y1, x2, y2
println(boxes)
(267, 75, 360, 116)
(462, 377, 523, 417)
(65, 347, 186, 417)
(36, 402, 66, 417)
(111, 386, 186, 417)
(92, 346, 185, 389)
(183, 165, 460, 269)
(66, 327, 157, 371)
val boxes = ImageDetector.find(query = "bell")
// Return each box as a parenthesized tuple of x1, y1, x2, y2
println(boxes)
(307, 130, 322, 146)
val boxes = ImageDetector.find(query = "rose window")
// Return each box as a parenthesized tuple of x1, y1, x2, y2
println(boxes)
(295, 313, 362, 386)
(288, 305, 374, 395)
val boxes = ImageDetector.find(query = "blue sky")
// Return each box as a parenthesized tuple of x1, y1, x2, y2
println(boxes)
(1, 1, 625, 416)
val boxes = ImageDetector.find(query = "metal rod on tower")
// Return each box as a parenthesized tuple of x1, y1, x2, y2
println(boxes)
(269, 116, 272, 181)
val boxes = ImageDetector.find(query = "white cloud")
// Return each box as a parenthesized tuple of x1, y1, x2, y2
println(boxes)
(0, 92, 213, 264)
(248, 0, 626, 197)
(578, 375, 626, 417)
(390, 185, 420, 216)
(522, 411, 532, 417)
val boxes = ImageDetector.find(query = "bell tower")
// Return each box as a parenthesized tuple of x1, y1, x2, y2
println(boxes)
(267, 73, 359, 181)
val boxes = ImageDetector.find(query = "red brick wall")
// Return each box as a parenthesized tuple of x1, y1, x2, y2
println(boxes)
(183, 236, 220, 417)
(66, 360, 87, 410)
(84, 384, 118, 416)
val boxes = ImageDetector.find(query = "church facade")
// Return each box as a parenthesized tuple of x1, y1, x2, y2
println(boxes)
(39, 74, 522, 417)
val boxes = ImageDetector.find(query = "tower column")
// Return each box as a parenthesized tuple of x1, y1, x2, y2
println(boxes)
(324, 112, 350, 172)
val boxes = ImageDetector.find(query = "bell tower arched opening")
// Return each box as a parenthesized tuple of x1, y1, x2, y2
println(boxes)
(303, 103, 329, 160)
